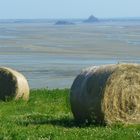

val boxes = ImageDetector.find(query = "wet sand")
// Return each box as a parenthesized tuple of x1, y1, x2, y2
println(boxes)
(0, 22, 140, 88)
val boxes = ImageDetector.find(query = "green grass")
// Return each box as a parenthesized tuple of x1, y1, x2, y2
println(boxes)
(0, 89, 140, 140)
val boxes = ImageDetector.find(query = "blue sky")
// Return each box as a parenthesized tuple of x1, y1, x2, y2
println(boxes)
(0, 0, 140, 19)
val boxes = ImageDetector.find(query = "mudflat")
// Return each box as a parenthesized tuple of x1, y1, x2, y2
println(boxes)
(0, 21, 140, 88)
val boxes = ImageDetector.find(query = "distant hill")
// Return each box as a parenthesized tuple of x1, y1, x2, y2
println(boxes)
(84, 15, 99, 23)
(55, 20, 75, 25)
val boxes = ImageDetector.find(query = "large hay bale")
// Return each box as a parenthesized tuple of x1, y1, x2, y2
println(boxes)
(0, 67, 29, 101)
(70, 64, 140, 124)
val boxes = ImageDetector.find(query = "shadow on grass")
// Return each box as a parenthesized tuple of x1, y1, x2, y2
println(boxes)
(16, 114, 104, 128)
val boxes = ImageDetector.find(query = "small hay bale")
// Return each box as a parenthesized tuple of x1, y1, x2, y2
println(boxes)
(70, 63, 140, 124)
(0, 67, 29, 101)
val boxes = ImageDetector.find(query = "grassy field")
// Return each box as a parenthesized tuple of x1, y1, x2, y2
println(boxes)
(0, 89, 140, 140)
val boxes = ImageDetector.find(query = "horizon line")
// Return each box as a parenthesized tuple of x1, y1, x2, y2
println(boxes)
(0, 16, 140, 20)
(0, 14, 140, 20)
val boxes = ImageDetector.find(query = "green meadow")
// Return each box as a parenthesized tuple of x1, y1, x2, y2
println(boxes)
(0, 89, 139, 140)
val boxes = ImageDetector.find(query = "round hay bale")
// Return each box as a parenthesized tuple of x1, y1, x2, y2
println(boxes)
(0, 67, 29, 101)
(70, 63, 140, 124)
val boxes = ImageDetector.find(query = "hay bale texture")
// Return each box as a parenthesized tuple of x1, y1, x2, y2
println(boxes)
(0, 67, 29, 101)
(70, 64, 140, 124)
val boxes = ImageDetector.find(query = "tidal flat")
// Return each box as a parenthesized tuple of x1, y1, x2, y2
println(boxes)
(0, 21, 140, 88)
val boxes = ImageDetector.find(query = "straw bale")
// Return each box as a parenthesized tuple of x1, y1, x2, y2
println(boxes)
(70, 64, 140, 124)
(0, 67, 29, 101)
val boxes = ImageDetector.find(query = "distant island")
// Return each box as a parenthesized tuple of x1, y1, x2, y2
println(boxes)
(55, 20, 75, 25)
(84, 15, 99, 23)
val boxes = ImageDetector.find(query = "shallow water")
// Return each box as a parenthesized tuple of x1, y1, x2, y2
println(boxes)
(0, 20, 140, 89)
